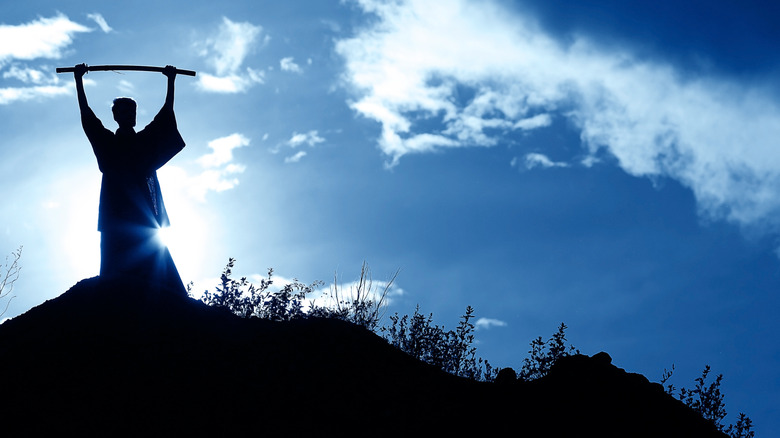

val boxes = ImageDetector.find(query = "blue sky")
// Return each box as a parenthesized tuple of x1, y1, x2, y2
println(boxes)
(2, 0, 779, 432)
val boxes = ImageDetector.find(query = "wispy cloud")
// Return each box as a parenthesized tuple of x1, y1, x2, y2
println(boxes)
(516, 153, 569, 170)
(337, 0, 780, 232)
(0, 13, 90, 64)
(336, 0, 555, 167)
(284, 151, 307, 163)
(117, 79, 134, 95)
(288, 130, 325, 148)
(196, 70, 265, 93)
(161, 133, 250, 202)
(195, 17, 267, 93)
(475, 318, 507, 330)
(278, 130, 325, 163)
(86, 13, 112, 33)
(197, 133, 250, 168)
(0, 13, 93, 104)
(280, 57, 302, 73)
(0, 84, 70, 105)
(3, 65, 49, 84)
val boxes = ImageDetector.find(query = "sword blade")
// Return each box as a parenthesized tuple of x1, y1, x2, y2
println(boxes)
(56, 65, 196, 76)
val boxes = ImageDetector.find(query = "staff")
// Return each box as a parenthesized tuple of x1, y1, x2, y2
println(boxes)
(57, 64, 196, 76)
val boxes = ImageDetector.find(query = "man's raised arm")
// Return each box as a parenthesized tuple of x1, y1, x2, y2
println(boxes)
(145, 65, 185, 169)
(73, 63, 90, 114)
(162, 65, 177, 112)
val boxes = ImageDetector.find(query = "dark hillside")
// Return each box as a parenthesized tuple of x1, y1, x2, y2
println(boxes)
(0, 278, 725, 436)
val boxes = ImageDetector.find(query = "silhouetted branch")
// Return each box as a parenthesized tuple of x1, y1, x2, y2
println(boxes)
(316, 261, 399, 330)
(1, 246, 22, 318)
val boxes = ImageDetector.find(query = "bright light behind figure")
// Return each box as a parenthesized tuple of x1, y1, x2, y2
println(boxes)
(155, 226, 172, 249)
(53, 169, 102, 281)
(48, 167, 208, 288)
(153, 214, 208, 288)
(156, 167, 211, 288)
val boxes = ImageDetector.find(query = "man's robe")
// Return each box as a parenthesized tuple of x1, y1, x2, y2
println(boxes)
(81, 105, 186, 294)
(81, 106, 184, 231)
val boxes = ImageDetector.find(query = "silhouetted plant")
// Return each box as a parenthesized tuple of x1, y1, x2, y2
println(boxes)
(382, 305, 495, 381)
(197, 257, 755, 433)
(661, 365, 754, 437)
(450, 306, 494, 380)
(681, 366, 727, 428)
(518, 322, 578, 381)
(198, 260, 500, 381)
(308, 261, 398, 331)
(1, 246, 22, 319)
(199, 258, 320, 321)
(726, 414, 755, 438)
(661, 364, 676, 393)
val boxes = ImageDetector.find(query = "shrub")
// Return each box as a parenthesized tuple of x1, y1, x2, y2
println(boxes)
(197, 260, 497, 380)
(308, 261, 398, 331)
(382, 305, 495, 381)
(518, 322, 579, 381)
(198, 258, 321, 321)
(661, 365, 754, 438)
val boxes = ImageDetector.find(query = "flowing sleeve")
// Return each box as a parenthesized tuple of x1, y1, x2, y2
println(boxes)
(140, 107, 186, 171)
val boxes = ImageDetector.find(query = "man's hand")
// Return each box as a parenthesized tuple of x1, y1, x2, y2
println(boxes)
(73, 63, 88, 80)
(162, 65, 177, 79)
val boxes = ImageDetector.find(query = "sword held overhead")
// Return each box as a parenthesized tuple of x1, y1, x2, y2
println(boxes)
(56, 64, 196, 76)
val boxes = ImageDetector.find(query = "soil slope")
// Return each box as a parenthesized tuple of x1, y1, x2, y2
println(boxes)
(0, 278, 725, 436)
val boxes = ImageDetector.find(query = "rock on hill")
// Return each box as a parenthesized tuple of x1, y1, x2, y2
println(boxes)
(0, 277, 725, 436)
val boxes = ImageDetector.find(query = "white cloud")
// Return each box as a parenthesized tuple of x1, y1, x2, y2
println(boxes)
(197, 133, 250, 168)
(3, 65, 49, 84)
(514, 113, 552, 130)
(336, 0, 556, 166)
(1, 64, 71, 105)
(211, 18, 263, 75)
(280, 57, 302, 73)
(288, 130, 325, 148)
(0, 85, 70, 105)
(196, 17, 267, 93)
(520, 153, 569, 170)
(337, 0, 780, 231)
(195, 72, 264, 93)
(86, 13, 112, 33)
(475, 318, 507, 330)
(0, 14, 91, 65)
(189, 167, 245, 198)
(307, 276, 405, 312)
(117, 79, 134, 95)
(161, 133, 250, 202)
(284, 151, 307, 163)
(279, 131, 325, 163)
(0, 14, 94, 104)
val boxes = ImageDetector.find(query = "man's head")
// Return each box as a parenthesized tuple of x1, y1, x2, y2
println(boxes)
(112, 97, 137, 129)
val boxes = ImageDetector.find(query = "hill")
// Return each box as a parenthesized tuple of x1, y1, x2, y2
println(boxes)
(0, 277, 725, 436)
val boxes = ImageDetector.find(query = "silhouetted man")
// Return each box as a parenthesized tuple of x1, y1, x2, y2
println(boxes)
(73, 64, 186, 295)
